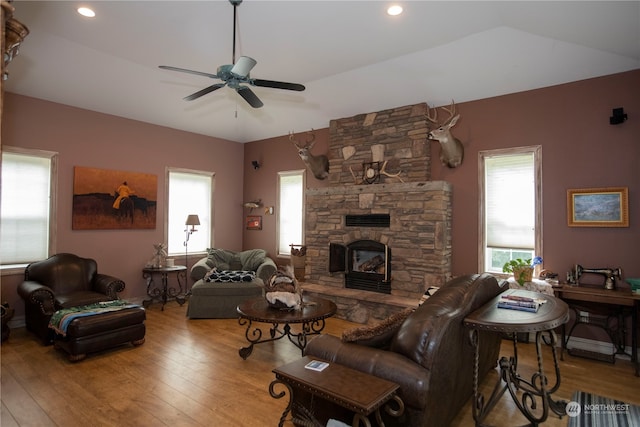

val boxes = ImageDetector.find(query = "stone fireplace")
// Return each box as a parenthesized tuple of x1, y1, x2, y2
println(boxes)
(299, 102, 453, 324)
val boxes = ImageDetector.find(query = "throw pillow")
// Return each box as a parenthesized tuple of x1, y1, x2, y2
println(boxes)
(341, 307, 414, 347)
(204, 268, 256, 283)
(239, 249, 266, 271)
(229, 256, 243, 271)
(207, 249, 237, 271)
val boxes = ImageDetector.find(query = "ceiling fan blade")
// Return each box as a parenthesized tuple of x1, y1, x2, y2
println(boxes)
(230, 56, 257, 78)
(184, 83, 226, 101)
(159, 65, 219, 79)
(252, 79, 305, 92)
(236, 86, 263, 108)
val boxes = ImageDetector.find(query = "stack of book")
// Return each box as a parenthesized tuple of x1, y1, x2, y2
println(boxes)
(497, 294, 546, 313)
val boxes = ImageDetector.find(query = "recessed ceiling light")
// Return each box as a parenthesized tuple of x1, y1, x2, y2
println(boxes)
(77, 7, 96, 18)
(387, 5, 403, 16)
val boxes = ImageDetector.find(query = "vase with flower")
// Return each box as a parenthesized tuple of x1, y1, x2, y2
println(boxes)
(503, 256, 543, 286)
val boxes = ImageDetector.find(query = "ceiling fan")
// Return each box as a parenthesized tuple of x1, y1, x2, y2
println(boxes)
(159, 0, 305, 109)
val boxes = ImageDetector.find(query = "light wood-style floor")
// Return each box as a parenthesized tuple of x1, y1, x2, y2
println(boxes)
(2, 302, 638, 426)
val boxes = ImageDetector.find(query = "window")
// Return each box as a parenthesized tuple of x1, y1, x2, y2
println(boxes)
(479, 146, 542, 274)
(166, 168, 214, 256)
(1, 147, 57, 270)
(277, 170, 305, 257)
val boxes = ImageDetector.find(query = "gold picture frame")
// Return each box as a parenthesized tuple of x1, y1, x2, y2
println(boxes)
(567, 187, 628, 227)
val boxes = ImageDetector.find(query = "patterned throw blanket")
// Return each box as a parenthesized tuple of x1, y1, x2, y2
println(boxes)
(48, 300, 139, 336)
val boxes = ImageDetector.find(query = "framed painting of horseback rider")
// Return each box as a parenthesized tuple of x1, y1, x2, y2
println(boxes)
(72, 166, 157, 230)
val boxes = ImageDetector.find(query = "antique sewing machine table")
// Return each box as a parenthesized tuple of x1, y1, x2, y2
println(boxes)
(554, 284, 640, 376)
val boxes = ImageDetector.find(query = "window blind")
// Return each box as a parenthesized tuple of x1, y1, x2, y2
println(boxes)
(485, 153, 535, 250)
(277, 171, 304, 256)
(1, 152, 52, 264)
(167, 170, 212, 255)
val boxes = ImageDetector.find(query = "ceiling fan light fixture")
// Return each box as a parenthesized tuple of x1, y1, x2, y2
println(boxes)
(230, 56, 257, 78)
(387, 5, 403, 16)
(77, 7, 96, 18)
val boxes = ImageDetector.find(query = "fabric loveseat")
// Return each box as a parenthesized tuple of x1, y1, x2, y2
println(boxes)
(305, 273, 506, 427)
(187, 248, 276, 318)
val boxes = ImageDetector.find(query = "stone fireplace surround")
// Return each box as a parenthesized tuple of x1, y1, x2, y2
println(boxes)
(300, 103, 453, 324)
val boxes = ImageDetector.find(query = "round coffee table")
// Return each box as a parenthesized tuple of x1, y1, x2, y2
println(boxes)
(236, 295, 337, 359)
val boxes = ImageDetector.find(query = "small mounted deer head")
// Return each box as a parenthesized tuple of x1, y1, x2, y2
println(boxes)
(289, 129, 330, 180)
(426, 100, 464, 168)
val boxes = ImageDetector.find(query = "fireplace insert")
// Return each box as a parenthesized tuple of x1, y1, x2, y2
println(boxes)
(329, 240, 391, 294)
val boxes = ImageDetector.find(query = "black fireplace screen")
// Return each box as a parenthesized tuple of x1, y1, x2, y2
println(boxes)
(329, 240, 391, 294)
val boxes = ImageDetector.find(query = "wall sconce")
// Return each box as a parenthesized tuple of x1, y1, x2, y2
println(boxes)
(251, 160, 261, 170)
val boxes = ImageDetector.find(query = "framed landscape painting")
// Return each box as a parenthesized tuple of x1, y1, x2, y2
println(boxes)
(567, 187, 628, 227)
(73, 166, 157, 230)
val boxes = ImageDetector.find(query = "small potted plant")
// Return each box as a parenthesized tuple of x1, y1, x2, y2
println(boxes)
(503, 256, 543, 286)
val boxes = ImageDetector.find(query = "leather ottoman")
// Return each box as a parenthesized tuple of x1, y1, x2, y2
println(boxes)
(54, 306, 146, 361)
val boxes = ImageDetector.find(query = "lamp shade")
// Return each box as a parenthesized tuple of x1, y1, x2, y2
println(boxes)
(185, 214, 200, 226)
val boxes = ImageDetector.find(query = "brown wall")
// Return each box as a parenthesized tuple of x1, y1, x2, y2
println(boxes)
(242, 128, 330, 265)
(243, 70, 640, 286)
(1, 93, 245, 317)
(2, 70, 638, 322)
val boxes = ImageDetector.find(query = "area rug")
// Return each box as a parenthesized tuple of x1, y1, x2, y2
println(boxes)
(567, 391, 640, 427)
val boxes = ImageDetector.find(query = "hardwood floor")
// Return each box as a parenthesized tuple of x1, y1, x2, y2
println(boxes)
(2, 302, 638, 426)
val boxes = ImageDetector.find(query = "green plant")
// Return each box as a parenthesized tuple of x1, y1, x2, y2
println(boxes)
(502, 256, 542, 286)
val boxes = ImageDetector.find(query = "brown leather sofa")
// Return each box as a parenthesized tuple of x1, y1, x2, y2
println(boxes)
(18, 253, 126, 344)
(305, 273, 506, 427)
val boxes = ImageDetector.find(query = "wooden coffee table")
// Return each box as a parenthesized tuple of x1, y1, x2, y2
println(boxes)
(270, 356, 404, 427)
(236, 295, 336, 359)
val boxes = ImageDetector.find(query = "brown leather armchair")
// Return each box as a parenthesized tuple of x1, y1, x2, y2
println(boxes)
(17, 253, 125, 344)
(305, 273, 506, 427)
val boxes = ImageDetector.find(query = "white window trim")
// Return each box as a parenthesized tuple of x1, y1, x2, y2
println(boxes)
(165, 167, 215, 257)
(276, 169, 306, 258)
(477, 145, 542, 276)
(1, 146, 58, 275)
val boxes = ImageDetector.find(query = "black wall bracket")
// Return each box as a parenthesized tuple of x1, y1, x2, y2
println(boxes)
(610, 107, 628, 125)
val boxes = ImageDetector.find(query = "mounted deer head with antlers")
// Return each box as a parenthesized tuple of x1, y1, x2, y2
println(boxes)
(426, 101, 464, 168)
(289, 129, 330, 180)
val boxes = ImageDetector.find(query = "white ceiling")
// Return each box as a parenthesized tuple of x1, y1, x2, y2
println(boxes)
(5, 1, 640, 143)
